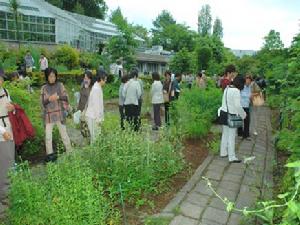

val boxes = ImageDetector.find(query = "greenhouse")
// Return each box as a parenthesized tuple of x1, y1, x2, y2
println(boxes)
(0, 0, 119, 51)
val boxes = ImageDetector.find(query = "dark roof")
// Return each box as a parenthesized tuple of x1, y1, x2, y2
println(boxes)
(135, 52, 171, 63)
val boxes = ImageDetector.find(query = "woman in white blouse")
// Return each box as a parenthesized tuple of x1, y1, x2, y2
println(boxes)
(219, 75, 246, 163)
(85, 70, 107, 144)
(151, 72, 164, 130)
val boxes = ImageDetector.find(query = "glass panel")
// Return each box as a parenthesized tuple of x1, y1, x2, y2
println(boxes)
(0, 30, 7, 39)
(50, 25, 55, 33)
(7, 13, 13, 20)
(30, 24, 37, 32)
(18, 32, 24, 41)
(43, 25, 50, 33)
(43, 34, 50, 42)
(37, 24, 43, 32)
(50, 35, 55, 42)
(50, 18, 55, 25)
(0, 11, 6, 18)
(24, 32, 30, 41)
(23, 23, 29, 31)
(31, 33, 37, 41)
(23, 15, 29, 22)
(29, 16, 36, 23)
(8, 21, 15, 30)
(0, 20, 6, 29)
(36, 33, 43, 41)
(8, 31, 16, 40)
(37, 17, 43, 23)
(43, 17, 50, 24)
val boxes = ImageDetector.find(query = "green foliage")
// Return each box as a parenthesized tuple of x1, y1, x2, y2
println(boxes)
(198, 4, 212, 36)
(8, 158, 119, 225)
(80, 117, 184, 205)
(45, 0, 107, 19)
(52, 45, 80, 70)
(212, 17, 223, 39)
(171, 84, 222, 138)
(263, 29, 284, 51)
(79, 52, 109, 70)
(236, 55, 259, 75)
(170, 48, 193, 74)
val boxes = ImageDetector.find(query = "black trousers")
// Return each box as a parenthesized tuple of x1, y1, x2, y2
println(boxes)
(119, 105, 125, 130)
(164, 102, 170, 125)
(125, 104, 139, 131)
(238, 107, 250, 138)
(153, 104, 161, 128)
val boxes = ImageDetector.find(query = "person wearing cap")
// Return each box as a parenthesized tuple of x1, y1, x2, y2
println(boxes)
(0, 72, 15, 209)
(85, 69, 107, 144)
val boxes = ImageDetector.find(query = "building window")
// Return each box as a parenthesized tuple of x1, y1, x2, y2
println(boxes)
(0, 30, 7, 39)
(8, 31, 16, 40)
(0, 20, 6, 29)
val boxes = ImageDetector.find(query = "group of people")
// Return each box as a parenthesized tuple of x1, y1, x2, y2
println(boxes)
(218, 64, 264, 163)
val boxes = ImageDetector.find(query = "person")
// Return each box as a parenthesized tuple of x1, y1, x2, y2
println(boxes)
(119, 75, 128, 130)
(163, 70, 175, 125)
(115, 60, 123, 79)
(11, 71, 20, 82)
(151, 72, 164, 130)
(24, 50, 34, 74)
(219, 75, 246, 163)
(77, 71, 93, 137)
(186, 74, 193, 89)
(136, 69, 144, 128)
(85, 69, 107, 144)
(41, 68, 72, 162)
(196, 72, 206, 89)
(123, 69, 142, 131)
(0, 73, 15, 209)
(173, 73, 182, 99)
(238, 75, 252, 140)
(39, 54, 48, 73)
(250, 76, 262, 136)
(221, 64, 237, 91)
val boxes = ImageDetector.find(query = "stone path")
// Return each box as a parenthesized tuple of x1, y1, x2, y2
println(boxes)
(156, 107, 274, 225)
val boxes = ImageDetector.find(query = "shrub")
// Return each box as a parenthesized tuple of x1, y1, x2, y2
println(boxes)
(52, 45, 79, 70)
(8, 157, 120, 225)
(171, 83, 222, 138)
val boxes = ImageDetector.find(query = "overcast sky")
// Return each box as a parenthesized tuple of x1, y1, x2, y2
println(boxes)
(105, 0, 300, 50)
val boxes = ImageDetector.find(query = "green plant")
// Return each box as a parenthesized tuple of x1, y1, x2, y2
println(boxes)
(52, 45, 80, 70)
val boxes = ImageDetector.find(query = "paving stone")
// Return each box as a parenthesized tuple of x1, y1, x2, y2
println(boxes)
(216, 188, 238, 201)
(227, 213, 243, 225)
(170, 215, 198, 225)
(180, 201, 204, 219)
(242, 175, 262, 187)
(228, 163, 246, 171)
(163, 191, 186, 213)
(218, 180, 240, 192)
(202, 207, 229, 224)
(208, 197, 226, 210)
(236, 191, 258, 209)
(211, 159, 229, 167)
(186, 192, 210, 207)
(222, 173, 243, 184)
(193, 182, 214, 197)
(207, 164, 226, 173)
(199, 219, 224, 225)
(226, 167, 245, 176)
(204, 170, 223, 181)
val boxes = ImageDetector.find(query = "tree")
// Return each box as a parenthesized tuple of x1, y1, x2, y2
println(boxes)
(152, 10, 176, 31)
(198, 4, 212, 36)
(132, 24, 150, 47)
(9, 0, 20, 49)
(109, 7, 129, 32)
(263, 29, 284, 51)
(46, 0, 107, 19)
(195, 46, 212, 71)
(170, 48, 193, 74)
(212, 17, 223, 39)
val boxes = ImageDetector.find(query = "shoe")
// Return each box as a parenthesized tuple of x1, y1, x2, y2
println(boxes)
(245, 137, 252, 141)
(253, 132, 258, 136)
(230, 159, 242, 163)
(152, 127, 159, 131)
(45, 153, 57, 163)
(220, 155, 228, 158)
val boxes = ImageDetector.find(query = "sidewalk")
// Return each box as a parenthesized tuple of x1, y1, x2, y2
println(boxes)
(156, 107, 274, 225)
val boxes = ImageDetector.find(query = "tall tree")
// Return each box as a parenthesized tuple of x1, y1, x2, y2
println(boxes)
(9, 0, 20, 49)
(263, 29, 284, 50)
(212, 17, 223, 39)
(132, 24, 150, 47)
(198, 4, 212, 36)
(46, 0, 107, 19)
(152, 10, 176, 32)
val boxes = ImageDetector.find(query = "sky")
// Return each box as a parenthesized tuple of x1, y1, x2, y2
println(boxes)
(105, 0, 300, 50)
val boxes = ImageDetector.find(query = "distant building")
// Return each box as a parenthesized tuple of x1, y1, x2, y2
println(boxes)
(231, 49, 257, 58)
(0, 0, 119, 51)
(136, 46, 173, 75)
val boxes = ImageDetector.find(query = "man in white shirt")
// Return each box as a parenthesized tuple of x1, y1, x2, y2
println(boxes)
(85, 70, 107, 144)
(122, 69, 142, 131)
